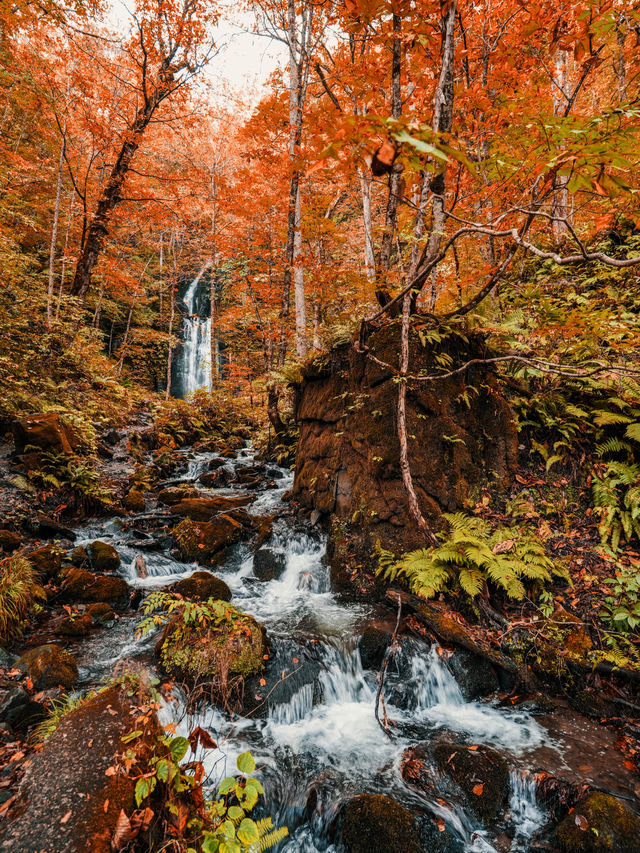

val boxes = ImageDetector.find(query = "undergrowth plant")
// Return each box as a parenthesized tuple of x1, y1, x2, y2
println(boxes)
(376, 512, 568, 603)
(28, 449, 114, 511)
(0, 554, 45, 641)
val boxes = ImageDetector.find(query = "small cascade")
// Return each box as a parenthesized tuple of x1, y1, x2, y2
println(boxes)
(509, 770, 545, 846)
(176, 269, 211, 397)
(269, 683, 315, 725)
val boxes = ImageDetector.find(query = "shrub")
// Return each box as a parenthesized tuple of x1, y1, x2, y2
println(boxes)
(0, 555, 45, 642)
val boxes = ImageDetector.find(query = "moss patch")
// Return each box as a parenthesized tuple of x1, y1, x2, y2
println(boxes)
(554, 791, 640, 853)
(341, 793, 421, 853)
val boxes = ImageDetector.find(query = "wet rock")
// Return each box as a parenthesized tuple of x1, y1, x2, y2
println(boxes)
(243, 638, 321, 718)
(0, 686, 147, 853)
(173, 516, 244, 563)
(157, 486, 201, 506)
(17, 644, 78, 689)
(341, 793, 421, 853)
(0, 530, 20, 552)
(86, 602, 116, 624)
(448, 649, 499, 701)
(253, 548, 286, 581)
(13, 413, 75, 455)
(54, 614, 92, 637)
(207, 456, 226, 470)
(506, 692, 556, 716)
(173, 495, 256, 521)
(401, 743, 436, 800)
(433, 740, 509, 823)
(170, 571, 232, 602)
(199, 469, 232, 488)
(34, 515, 75, 540)
(87, 540, 121, 572)
(0, 684, 46, 733)
(157, 603, 265, 695)
(102, 427, 121, 446)
(61, 568, 130, 607)
(26, 544, 62, 580)
(357, 626, 392, 670)
(417, 814, 464, 853)
(569, 689, 619, 720)
(70, 545, 89, 567)
(553, 791, 640, 852)
(124, 488, 146, 512)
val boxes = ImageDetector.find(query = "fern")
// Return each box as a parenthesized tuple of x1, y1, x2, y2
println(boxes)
(376, 513, 567, 604)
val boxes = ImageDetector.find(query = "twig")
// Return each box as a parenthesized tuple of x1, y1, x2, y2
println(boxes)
(375, 593, 402, 738)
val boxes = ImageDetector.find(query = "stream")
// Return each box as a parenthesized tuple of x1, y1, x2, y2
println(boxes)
(65, 444, 628, 852)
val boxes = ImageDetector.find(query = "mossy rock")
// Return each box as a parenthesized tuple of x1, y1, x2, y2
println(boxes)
(554, 791, 640, 852)
(433, 740, 509, 823)
(157, 486, 201, 506)
(358, 626, 392, 670)
(253, 549, 286, 581)
(17, 644, 78, 689)
(70, 545, 89, 567)
(124, 488, 146, 512)
(88, 541, 121, 572)
(173, 516, 244, 563)
(27, 544, 62, 580)
(54, 614, 92, 637)
(341, 793, 421, 853)
(86, 602, 116, 624)
(169, 571, 232, 602)
(0, 530, 20, 552)
(61, 568, 130, 607)
(157, 603, 265, 690)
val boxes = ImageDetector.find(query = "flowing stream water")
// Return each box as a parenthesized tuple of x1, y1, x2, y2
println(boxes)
(68, 445, 562, 853)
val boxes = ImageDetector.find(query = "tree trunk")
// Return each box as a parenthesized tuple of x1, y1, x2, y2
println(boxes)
(293, 183, 307, 357)
(71, 98, 157, 299)
(56, 193, 74, 320)
(359, 168, 376, 282)
(47, 139, 65, 325)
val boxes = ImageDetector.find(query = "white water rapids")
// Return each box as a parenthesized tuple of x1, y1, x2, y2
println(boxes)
(74, 445, 554, 852)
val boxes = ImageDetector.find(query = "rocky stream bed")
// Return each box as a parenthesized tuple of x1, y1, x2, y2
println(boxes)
(2, 426, 640, 853)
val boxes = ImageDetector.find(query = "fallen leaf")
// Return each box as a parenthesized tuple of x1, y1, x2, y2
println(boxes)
(60, 810, 72, 824)
(574, 814, 588, 831)
(436, 819, 445, 832)
(105, 766, 117, 777)
(111, 809, 135, 850)
(472, 784, 484, 796)
(104, 799, 110, 813)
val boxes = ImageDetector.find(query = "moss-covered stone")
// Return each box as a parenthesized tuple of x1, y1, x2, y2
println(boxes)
(0, 530, 20, 552)
(88, 541, 121, 572)
(54, 614, 92, 637)
(341, 793, 421, 853)
(170, 571, 232, 602)
(173, 495, 255, 521)
(70, 545, 89, 567)
(86, 602, 116, 624)
(17, 644, 78, 689)
(124, 488, 145, 512)
(554, 791, 640, 853)
(27, 544, 61, 580)
(157, 486, 201, 506)
(61, 568, 130, 607)
(433, 740, 509, 823)
(157, 603, 265, 690)
(173, 516, 243, 563)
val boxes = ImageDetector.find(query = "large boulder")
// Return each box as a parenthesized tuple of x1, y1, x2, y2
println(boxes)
(433, 740, 509, 823)
(124, 488, 145, 512)
(169, 571, 232, 602)
(173, 516, 244, 563)
(0, 687, 148, 853)
(253, 548, 286, 581)
(0, 531, 20, 552)
(554, 791, 640, 853)
(157, 486, 201, 506)
(157, 603, 265, 696)
(448, 649, 499, 701)
(292, 323, 518, 559)
(17, 644, 78, 689)
(0, 684, 46, 734)
(358, 626, 392, 670)
(87, 541, 120, 572)
(173, 495, 256, 521)
(341, 793, 421, 853)
(26, 544, 62, 580)
(60, 568, 130, 607)
(13, 413, 74, 455)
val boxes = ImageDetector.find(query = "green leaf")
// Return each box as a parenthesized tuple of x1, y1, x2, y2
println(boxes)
(237, 818, 260, 846)
(201, 837, 219, 853)
(156, 758, 169, 782)
(236, 751, 255, 774)
(220, 820, 236, 838)
(218, 776, 236, 796)
(219, 842, 241, 853)
(121, 729, 143, 744)
(394, 130, 449, 162)
(135, 775, 157, 806)
(227, 805, 244, 821)
(169, 736, 190, 763)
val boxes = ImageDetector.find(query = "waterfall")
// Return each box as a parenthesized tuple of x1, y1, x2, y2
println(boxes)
(177, 269, 211, 397)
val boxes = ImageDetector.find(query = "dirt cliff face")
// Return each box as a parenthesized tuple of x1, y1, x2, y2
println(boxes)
(292, 321, 518, 558)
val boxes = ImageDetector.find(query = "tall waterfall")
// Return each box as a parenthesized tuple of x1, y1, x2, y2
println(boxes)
(176, 269, 211, 397)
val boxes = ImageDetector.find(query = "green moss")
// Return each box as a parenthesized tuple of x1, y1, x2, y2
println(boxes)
(170, 571, 231, 602)
(554, 791, 640, 852)
(341, 793, 421, 853)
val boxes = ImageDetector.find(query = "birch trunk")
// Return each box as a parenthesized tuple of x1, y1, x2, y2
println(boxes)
(47, 139, 65, 325)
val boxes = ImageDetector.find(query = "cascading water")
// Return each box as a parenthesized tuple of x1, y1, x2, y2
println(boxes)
(176, 269, 211, 397)
(72, 445, 555, 853)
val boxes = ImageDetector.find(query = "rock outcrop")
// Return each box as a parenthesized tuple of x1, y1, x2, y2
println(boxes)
(292, 322, 517, 556)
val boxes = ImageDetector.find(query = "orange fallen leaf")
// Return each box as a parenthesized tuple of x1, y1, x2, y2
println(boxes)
(60, 810, 72, 824)
(472, 784, 484, 796)
(574, 814, 588, 831)
(104, 799, 110, 813)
